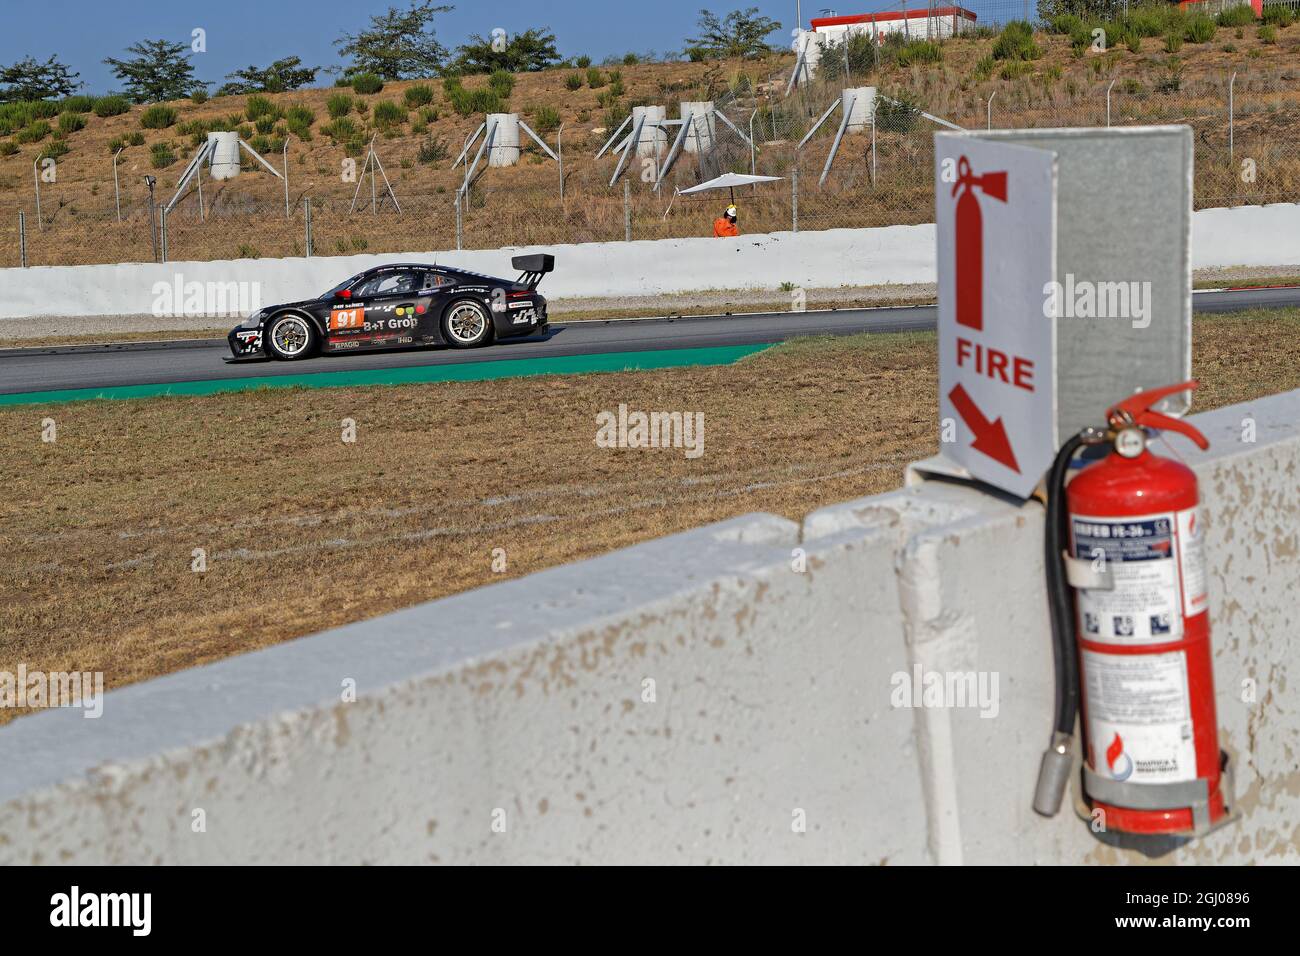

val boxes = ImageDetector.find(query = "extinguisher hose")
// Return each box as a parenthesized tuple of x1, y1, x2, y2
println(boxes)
(1033, 431, 1088, 817)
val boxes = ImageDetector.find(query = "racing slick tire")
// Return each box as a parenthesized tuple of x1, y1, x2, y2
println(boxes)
(441, 298, 493, 349)
(264, 312, 318, 361)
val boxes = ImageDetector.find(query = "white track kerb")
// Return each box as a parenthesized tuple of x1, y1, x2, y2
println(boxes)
(0, 203, 1298, 320)
(0, 388, 1296, 864)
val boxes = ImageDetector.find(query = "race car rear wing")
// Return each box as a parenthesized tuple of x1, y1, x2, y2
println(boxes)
(512, 253, 555, 290)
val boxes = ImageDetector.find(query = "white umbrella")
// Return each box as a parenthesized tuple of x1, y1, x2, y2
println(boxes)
(665, 172, 784, 219)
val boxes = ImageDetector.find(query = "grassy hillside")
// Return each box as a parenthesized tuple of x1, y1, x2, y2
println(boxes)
(1, 13, 1298, 266)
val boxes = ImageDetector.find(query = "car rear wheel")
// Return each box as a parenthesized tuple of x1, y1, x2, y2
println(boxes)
(265, 313, 317, 360)
(442, 299, 492, 349)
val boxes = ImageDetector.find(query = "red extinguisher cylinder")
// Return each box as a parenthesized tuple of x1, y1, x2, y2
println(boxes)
(1065, 382, 1225, 836)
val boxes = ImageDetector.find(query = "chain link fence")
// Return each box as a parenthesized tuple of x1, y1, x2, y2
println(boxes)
(4, 21, 1299, 267)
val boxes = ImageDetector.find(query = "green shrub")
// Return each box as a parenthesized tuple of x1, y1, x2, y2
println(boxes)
(326, 92, 353, 118)
(1164, 31, 1183, 52)
(287, 104, 314, 126)
(140, 104, 178, 128)
(254, 116, 275, 134)
(245, 95, 278, 121)
(565, 72, 584, 91)
(897, 40, 943, 66)
(373, 100, 406, 125)
(0, 140, 17, 156)
(416, 135, 449, 164)
(1259, 23, 1278, 42)
(31, 100, 59, 118)
(1184, 14, 1216, 42)
(1216, 4, 1255, 27)
(1000, 60, 1035, 79)
(1262, 5, 1294, 26)
(992, 21, 1041, 61)
(489, 69, 515, 97)
(127, 130, 145, 146)
(192, 88, 209, 104)
(532, 105, 562, 133)
(150, 141, 176, 167)
(38, 139, 69, 160)
(972, 55, 996, 82)
(58, 111, 86, 134)
(576, 55, 592, 68)
(14, 121, 51, 144)
(403, 84, 434, 107)
(586, 66, 605, 88)
(60, 94, 96, 113)
(351, 72, 383, 94)
(323, 118, 361, 144)
(417, 105, 438, 124)
(1127, 33, 1142, 52)
(875, 92, 919, 133)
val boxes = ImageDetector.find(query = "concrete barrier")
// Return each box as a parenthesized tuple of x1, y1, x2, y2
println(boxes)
(3, 203, 1298, 321)
(2, 387, 1296, 864)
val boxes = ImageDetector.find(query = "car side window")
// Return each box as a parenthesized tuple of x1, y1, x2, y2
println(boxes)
(421, 272, 454, 291)
(354, 271, 420, 297)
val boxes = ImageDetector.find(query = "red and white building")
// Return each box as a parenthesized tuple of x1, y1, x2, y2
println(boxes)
(791, 7, 978, 79)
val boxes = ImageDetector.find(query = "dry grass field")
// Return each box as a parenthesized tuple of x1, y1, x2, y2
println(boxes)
(1, 19, 1298, 266)
(2, 306, 1298, 724)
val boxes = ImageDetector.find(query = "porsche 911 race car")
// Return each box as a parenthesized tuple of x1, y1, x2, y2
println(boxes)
(226, 254, 553, 361)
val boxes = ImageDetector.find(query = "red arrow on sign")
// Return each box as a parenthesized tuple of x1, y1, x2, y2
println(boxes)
(948, 383, 1020, 473)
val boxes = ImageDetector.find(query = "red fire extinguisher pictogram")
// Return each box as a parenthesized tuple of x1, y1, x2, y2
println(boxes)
(952, 155, 1008, 333)
(1034, 380, 1231, 838)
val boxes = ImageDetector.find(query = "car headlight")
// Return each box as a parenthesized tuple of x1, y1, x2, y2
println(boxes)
(240, 310, 267, 329)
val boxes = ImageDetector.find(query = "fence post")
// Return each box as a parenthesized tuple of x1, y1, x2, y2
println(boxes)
(1228, 72, 1237, 168)
(987, 91, 996, 131)
(792, 164, 799, 233)
(304, 198, 313, 257)
(455, 195, 463, 250)
(624, 180, 632, 242)
(160, 206, 168, 263)
(18, 210, 26, 267)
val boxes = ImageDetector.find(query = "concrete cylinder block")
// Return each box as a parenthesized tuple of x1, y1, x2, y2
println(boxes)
(207, 131, 241, 180)
(632, 105, 668, 159)
(842, 87, 877, 134)
(487, 113, 521, 167)
(679, 101, 716, 155)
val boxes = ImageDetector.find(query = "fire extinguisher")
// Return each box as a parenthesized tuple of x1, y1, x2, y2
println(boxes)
(951, 155, 1007, 333)
(1033, 380, 1231, 838)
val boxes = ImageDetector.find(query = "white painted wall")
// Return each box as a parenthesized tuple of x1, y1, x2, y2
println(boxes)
(2, 387, 1297, 864)
(3, 203, 1298, 321)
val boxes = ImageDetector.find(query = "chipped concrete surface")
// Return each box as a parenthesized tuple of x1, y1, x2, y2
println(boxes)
(0, 391, 1296, 864)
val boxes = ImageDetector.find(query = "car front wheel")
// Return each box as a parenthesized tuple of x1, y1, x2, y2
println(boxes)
(265, 313, 317, 360)
(441, 299, 493, 349)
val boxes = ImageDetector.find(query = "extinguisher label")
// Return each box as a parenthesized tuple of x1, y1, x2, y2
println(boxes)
(1176, 507, 1208, 619)
(1082, 648, 1196, 784)
(1071, 511, 1185, 644)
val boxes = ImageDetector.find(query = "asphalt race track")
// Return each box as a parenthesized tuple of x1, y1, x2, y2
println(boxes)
(1, 286, 1297, 397)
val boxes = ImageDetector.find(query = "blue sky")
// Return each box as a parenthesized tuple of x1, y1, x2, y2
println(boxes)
(0, 0, 822, 95)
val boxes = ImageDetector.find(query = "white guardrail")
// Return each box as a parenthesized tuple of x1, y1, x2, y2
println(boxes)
(1, 203, 1298, 320)
(1, 387, 1296, 864)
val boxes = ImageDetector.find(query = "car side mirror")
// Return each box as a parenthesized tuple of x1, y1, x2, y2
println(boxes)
(337, 289, 352, 300)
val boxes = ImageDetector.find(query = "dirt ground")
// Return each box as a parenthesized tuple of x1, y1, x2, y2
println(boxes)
(2, 306, 1298, 724)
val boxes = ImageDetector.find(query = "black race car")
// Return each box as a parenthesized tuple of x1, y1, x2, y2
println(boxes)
(226, 254, 553, 361)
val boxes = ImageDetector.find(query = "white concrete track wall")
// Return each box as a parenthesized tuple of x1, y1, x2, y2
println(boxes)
(1, 389, 1297, 865)
(1, 203, 1298, 320)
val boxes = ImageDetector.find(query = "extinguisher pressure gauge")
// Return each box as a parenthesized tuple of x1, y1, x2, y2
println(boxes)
(1114, 427, 1146, 459)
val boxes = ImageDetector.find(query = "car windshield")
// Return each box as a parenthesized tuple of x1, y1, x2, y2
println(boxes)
(322, 273, 367, 298)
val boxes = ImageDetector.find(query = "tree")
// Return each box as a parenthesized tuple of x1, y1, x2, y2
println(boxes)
(0, 55, 81, 102)
(684, 8, 782, 60)
(104, 39, 205, 103)
(335, 1, 453, 80)
(451, 27, 560, 74)
(217, 56, 319, 95)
